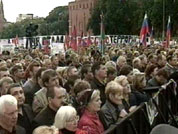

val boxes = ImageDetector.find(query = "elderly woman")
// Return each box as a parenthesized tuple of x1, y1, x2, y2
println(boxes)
(114, 75, 137, 112)
(132, 72, 149, 105)
(99, 81, 128, 129)
(54, 106, 87, 134)
(33, 126, 58, 134)
(77, 89, 104, 134)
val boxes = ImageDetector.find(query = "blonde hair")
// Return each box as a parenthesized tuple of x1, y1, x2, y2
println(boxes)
(54, 106, 77, 129)
(105, 81, 123, 98)
(114, 75, 127, 86)
(33, 126, 57, 134)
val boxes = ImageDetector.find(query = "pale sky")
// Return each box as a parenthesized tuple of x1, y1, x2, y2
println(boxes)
(3, 0, 74, 22)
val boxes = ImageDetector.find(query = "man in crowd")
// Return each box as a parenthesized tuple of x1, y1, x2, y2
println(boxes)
(32, 69, 59, 114)
(90, 62, 107, 105)
(10, 65, 25, 85)
(0, 95, 26, 134)
(32, 86, 67, 130)
(7, 83, 34, 134)
(23, 60, 41, 106)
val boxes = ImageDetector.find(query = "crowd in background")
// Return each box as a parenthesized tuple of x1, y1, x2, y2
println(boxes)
(0, 43, 178, 134)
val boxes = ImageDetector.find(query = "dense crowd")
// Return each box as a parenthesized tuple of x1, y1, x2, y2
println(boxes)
(0, 43, 177, 134)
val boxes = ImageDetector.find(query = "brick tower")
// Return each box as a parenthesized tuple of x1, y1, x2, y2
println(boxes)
(0, 0, 6, 32)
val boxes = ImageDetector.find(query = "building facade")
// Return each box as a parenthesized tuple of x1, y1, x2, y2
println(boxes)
(16, 14, 34, 22)
(0, 0, 6, 32)
(68, 0, 98, 36)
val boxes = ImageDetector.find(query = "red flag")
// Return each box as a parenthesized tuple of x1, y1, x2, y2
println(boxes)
(70, 26, 78, 51)
(140, 14, 149, 46)
(166, 16, 171, 48)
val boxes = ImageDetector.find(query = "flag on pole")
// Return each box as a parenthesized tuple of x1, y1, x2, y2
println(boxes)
(100, 13, 105, 54)
(150, 26, 154, 42)
(166, 16, 171, 48)
(70, 26, 78, 51)
(140, 14, 149, 46)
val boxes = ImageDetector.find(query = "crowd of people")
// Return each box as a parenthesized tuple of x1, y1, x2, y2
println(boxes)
(0, 43, 177, 134)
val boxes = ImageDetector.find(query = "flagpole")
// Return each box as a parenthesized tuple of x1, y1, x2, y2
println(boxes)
(100, 12, 104, 55)
(162, 0, 165, 42)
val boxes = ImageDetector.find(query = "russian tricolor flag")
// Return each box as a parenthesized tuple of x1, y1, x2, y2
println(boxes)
(166, 16, 171, 48)
(140, 14, 149, 46)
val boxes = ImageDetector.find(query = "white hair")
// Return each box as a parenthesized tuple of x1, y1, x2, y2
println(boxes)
(54, 106, 77, 129)
(0, 95, 17, 115)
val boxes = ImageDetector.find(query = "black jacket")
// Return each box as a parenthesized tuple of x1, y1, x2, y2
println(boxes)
(90, 77, 106, 106)
(99, 100, 122, 129)
(32, 105, 56, 130)
(17, 104, 34, 134)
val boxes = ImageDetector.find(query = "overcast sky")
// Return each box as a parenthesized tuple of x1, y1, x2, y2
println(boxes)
(3, 0, 74, 22)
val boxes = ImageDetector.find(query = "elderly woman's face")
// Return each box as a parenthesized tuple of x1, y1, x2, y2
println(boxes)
(88, 94, 102, 113)
(65, 113, 79, 132)
(122, 79, 131, 95)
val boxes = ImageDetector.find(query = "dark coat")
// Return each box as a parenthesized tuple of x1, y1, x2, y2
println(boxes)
(147, 77, 160, 87)
(32, 105, 56, 130)
(99, 100, 122, 129)
(132, 91, 149, 106)
(0, 125, 26, 134)
(17, 104, 34, 134)
(90, 77, 106, 105)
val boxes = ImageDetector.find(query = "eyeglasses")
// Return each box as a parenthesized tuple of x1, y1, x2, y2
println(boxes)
(67, 115, 79, 124)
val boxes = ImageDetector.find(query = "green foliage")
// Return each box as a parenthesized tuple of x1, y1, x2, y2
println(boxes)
(0, 6, 68, 39)
(88, 0, 178, 38)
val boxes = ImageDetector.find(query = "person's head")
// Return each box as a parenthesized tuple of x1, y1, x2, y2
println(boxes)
(119, 65, 132, 76)
(47, 86, 67, 111)
(157, 54, 167, 68)
(7, 83, 25, 107)
(42, 69, 59, 88)
(78, 89, 101, 113)
(35, 67, 47, 87)
(54, 106, 79, 132)
(148, 54, 157, 65)
(116, 56, 127, 68)
(0, 95, 18, 128)
(132, 72, 146, 91)
(43, 59, 52, 69)
(145, 64, 158, 79)
(105, 61, 117, 69)
(105, 81, 123, 105)
(73, 79, 91, 96)
(51, 55, 59, 66)
(57, 52, 65, 61)
(132, 57, 142, 70)
(167, 55, 177, 67)
(92, 62, 107, 80)
(0, 67, 10, 79)
(33, 126, 58, 134)
(81, 64, 93, 81)
(155, 68, 168, 85)
(10, 65, 24, 80)
(106, 66, 117, 82)
(67, 66, 79, 79)
(0, 77, 14, 96)
(139, 54, 147, 68)
(27, 60, 41, 78)
(114, 76, 131, 99)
